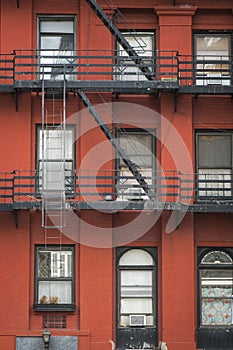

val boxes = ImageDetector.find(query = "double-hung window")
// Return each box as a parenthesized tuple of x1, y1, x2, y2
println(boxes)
(38, 16, 76, 80)
(196, 132, 232, 199)
(115, 32, 155, 81)
(37, 125, 76, 196)
(117, 129, 155, 200)
(34, 245, 75, 311)
(194, 33, 231, 86)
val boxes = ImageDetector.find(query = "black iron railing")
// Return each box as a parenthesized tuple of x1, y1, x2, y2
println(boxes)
(0, 50, 232, 88)
(13, 49, 178, 82)
(0, 169, 232, 207)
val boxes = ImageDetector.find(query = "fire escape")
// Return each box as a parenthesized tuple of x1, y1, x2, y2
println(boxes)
(0, 0, 232, 215)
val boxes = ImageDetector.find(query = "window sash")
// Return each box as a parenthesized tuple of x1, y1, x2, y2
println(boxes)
(117, 131, 155, 200)
(38, 17, 75, 80)
(115, 32, 154, 81)
(196, 133, 232, 198)
(120, 298, 153, 314)
(37, 126, 75, 193)
(38, 280, 72, 304)
(36, 246, 74, 306)
(194, 34, 231, 85)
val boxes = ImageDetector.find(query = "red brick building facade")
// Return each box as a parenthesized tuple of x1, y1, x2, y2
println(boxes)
(0, 1, 232, 350)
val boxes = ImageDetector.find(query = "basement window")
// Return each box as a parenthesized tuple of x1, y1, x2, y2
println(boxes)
(34, 245, 75, 311)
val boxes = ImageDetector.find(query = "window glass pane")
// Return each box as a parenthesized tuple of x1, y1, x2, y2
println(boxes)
(201, 251, 233, 264)
(38, 250, 73, 278)
(119, 249, 154, 266)
(119, 133, 153, 167)
(38, 128, 74, 160)
(201, 297, 232, 325)
(201, 269, 233, 285)
(121, 271, 153, 297)
(196, 36, 230, 56)
(121, 298, 152, 313)
(198, 135, 231, 168)
(41, 37, 62, 50)
(116, 32, 154, 81)
(41, 21, 74, 33)
(121, 270, 152, 285)
(38, 280, 72, 304)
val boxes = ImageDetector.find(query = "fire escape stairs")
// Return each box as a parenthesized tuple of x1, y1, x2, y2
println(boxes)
(84, 0, 155, 81)
(78, 0, 155, 199)
(78, 90, 153, 201)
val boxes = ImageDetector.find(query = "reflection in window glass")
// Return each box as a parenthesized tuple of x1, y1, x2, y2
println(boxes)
(38, 17, 75, 80)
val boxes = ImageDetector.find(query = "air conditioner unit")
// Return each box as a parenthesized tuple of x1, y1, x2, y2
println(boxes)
(126, 187, 144, 201)
(206, 73, 222, 85)
(129, 314, 146, 327)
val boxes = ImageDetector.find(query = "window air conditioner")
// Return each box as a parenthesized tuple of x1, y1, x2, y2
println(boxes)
(126, 187, 144, 200)
(129, 314, 146, 327)
(206, 73, 222, 85)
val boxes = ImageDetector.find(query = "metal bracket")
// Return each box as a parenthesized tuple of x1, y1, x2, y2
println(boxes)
(13, 210, 18, 229)
(14, 89, 18, 112)
(174, 90, 178, 113)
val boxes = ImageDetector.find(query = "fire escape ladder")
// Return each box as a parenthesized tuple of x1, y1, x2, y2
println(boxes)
(78, 90, 152, 199)
(41, 75, 67, 233)
(84, 0, 154, 81)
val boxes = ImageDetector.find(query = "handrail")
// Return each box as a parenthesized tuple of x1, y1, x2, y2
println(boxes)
(0, 50, 232, 89)
(0, 169, 232, 206)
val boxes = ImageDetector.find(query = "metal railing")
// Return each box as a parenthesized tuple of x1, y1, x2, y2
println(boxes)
(13, 49, 178, 82)
(178, 54, 232, 86)
(0, 50, 232, 87)
(0, 169, 232, 207)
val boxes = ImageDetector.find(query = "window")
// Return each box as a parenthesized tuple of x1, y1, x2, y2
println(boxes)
(196, 132, 232, 198)
(34, 245, 75, 311)
(199, 249, 233, 326)
(117, 129, 155, 200)
(194, 33, 232, 85)
(115, 32, 155, 81)
(118, 249, 156, 327)
(197, 248, 233, 349)
(36, 125, 75, 196)
(38, 16, 76, 80)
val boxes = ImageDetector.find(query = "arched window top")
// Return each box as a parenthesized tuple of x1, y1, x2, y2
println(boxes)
(201, 250, 233, 265)
(119, 249, 154, 266)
